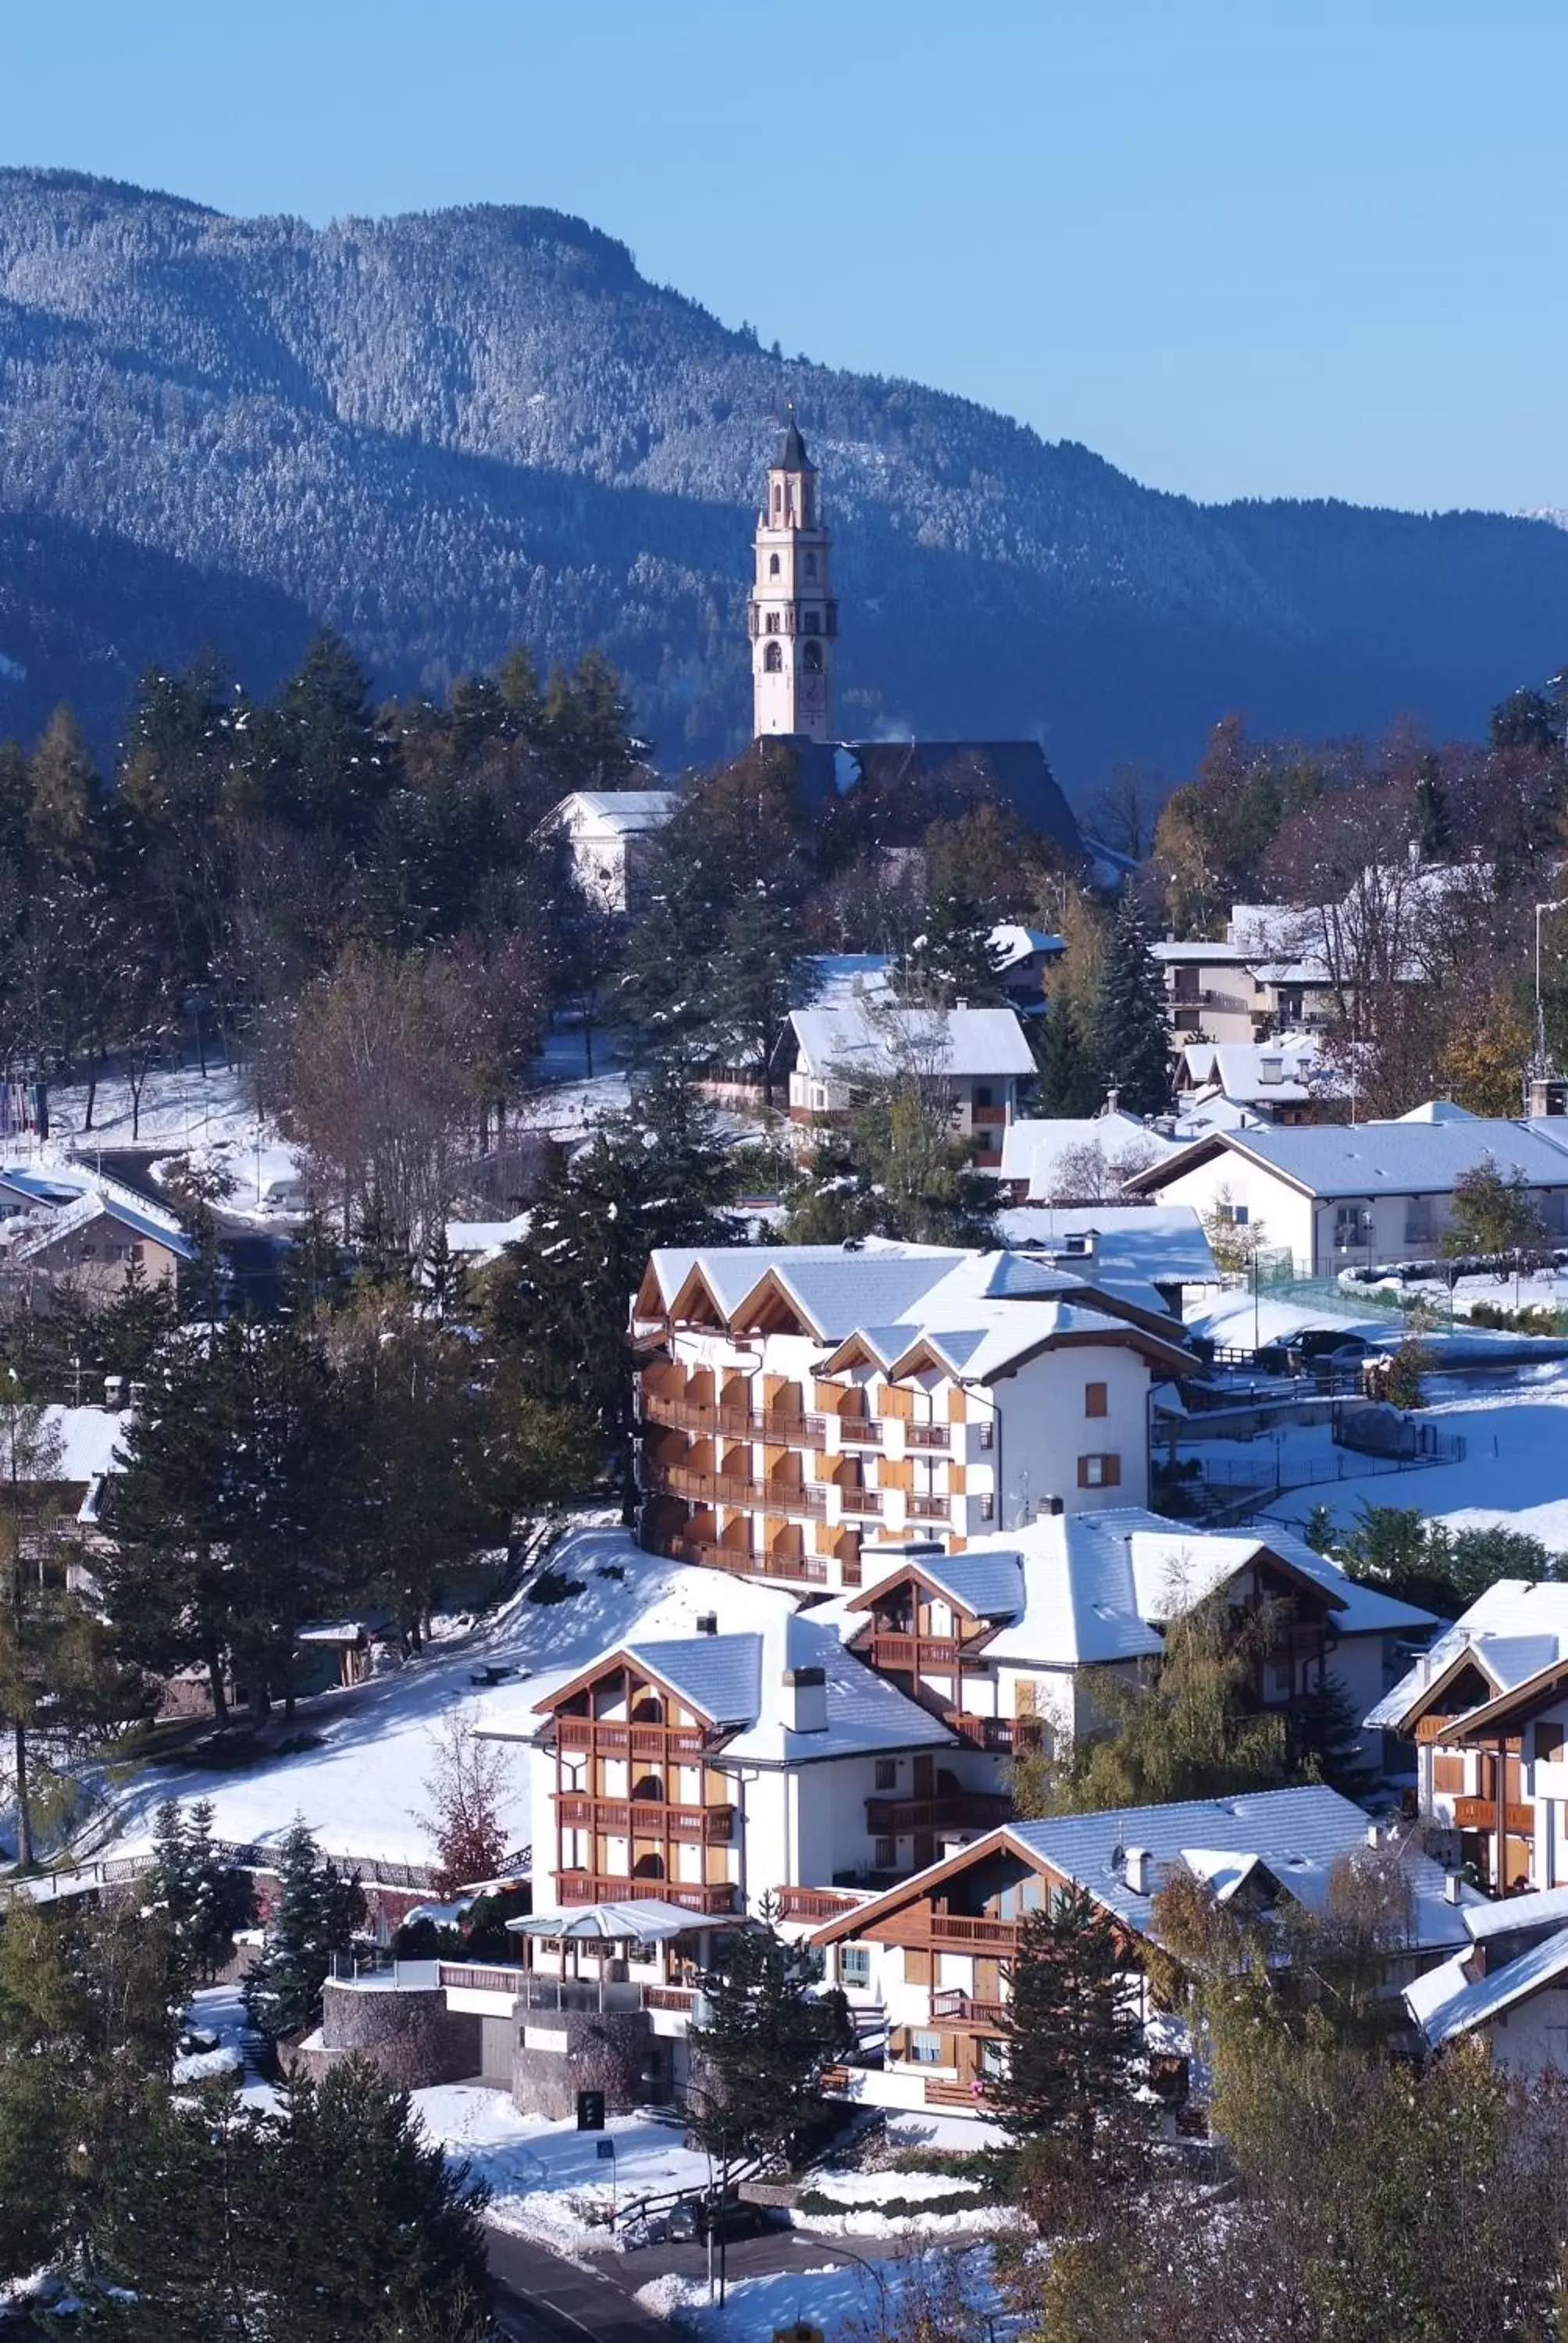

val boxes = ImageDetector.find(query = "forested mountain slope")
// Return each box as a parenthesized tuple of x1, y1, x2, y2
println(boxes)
(1, 168, 1564, 781)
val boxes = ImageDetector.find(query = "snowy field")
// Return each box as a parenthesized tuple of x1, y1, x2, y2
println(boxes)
(637, 2241, 1002, 2341)
(1260, 1361, 1568, 1551)
(92, 1524, 798, 1874)
(21, 1058, 307, 1225)
(412, 2085, 714, 2249)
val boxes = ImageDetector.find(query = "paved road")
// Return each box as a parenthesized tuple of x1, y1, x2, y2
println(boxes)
(487, 2220, 910, 2338)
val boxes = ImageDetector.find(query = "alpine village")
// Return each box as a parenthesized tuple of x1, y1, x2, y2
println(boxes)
(11, 97, 1568, 2343)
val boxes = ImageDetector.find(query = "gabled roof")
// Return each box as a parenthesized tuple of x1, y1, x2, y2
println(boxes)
(994, 1204, 1221, 1289)
(789, 1000, 1035, 1082)
(1129, 1117, 1568, 1204)
(998, 1114, 1182, 1203)
(543, 789, 679, 837)
(812, 1785, 1480, 1952)
(1407, 1923, 1568, 2050)
(1366, 1581, 1568, 1733)
(851, 1548, 1025, 1628)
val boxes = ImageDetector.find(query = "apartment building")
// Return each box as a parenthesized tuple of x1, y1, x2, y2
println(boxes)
(633, 1241, 1193, 1595)
(805, 1788, 1478, 2120)
(781, 1000, 1035, 1169)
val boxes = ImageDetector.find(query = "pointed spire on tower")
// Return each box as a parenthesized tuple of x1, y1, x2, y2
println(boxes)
(775, 399, 811, 469)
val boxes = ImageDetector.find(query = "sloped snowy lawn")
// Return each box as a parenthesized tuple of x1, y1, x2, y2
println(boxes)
(636, 2241, 1001, 2340)
(96, 1524, 798, 1872)
(412, 2085, 713, 2251)
(1265, 1361, 1568, 1550)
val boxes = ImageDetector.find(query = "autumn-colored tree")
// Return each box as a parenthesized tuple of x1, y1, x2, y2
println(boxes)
(422, 1711, 516, 1898)
(1438, 986, 1531, 1116)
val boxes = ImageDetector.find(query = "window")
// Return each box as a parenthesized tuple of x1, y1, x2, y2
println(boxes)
(910, 2029, 943, 2065)
(1084, 1381, 1108, 1419)
(773, 484, 782, 513)
(978, 1423, 994, 1450)
(765, 610, 780, 633)
(1538, 1723, 1566, 1763)
(978, 2038, 1007, 2079)
(979, 1494, 995, 1521)
(874, 1836, 896, 1869)
(804, 551, 818, 580)
(973, 1085, 993, 1108)
(1078, 1453, 1121, 1489)
(803, 609, 820, 634)
(840, 1945, 871, 1987)
(1334, 1204, 1370, 1250)
(875, 1758, 897, 1790)
(768, 552, 780, 576)
(803, 641, 823, 673)
(1217, 1203, 1249, 1227)
(763, 641, 783, 672)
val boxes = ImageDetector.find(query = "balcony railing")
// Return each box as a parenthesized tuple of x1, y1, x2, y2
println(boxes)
(556, 1794, 736, 1843)
(640, 1389, 829, 1450)
(1452, 1797, 1534, 1835)
(837, 1420, 883, 1447)
(557, 1873, 739, 1917)
(839, 1487, 883, 1517)
(643, 1530, 829, 1585)
(866, 1792, 1013, 1835)
(945, 1712, 1045, 1754)
(555, 1719, 710, 1760)
(447, 1971, 698, 2017)
(857, 1631, 964, 1670)
(972, 1105, 1007, 1128)
(775, 1885, 863, 1922)
(647, 1460, 827, 1520)
(925, 2075, 987, 2107)
(907, 1495, 951, 1522)
(928, 1913, 1019, 1949)
(904, 1423, 950, 1451)
(931, 1988, 1010, 2028)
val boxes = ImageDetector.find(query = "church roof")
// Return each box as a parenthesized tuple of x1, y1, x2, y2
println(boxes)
(789, 739, 1086, 868)
(775, 417, 811, 469)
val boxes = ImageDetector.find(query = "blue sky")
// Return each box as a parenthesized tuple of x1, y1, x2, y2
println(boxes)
(6, 2, 1563, 513)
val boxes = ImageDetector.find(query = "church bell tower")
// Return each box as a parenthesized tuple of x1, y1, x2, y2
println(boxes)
(748, 409, 836, 741)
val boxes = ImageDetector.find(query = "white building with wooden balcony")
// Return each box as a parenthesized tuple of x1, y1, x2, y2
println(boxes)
(633, 1241, 1193, 1595)
(781, 1000, 1036, 1169)
(804, 1788, 1480, 2120)
(1367, 1580, 1568, 1895)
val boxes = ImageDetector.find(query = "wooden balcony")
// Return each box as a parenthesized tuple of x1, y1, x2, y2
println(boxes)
(858, 1630, 964, 1671)
(972, 1105, 1007, 1129)
(905, 1423, 950, 1451)
(1452, 1797, 1534, 1835)
(819, 2063, 853, 2092)
(640, 1387, 829, 1450)
(928, 1913, 1019, 1949)
(931, 1988, 1010, 2029)
(925, 2075, 987, 2107)
(556, 1794, 736, 1843)
(646, 1460, 828, 1520)
(838, 1420, 883, 1447)
(945, 1712, 1044, 1754)
(866, 1792, 1013, 1835)
(1415, 1714, 1457, 1744)
(557, 1873, 739, 1917)
(908, 1494, 951, 1522)
(839, 1487, 883, 1517)
(555, 1718, 710, 1760)
(775, 1885, 862, 1922)
(644, 1530, 829, 1585)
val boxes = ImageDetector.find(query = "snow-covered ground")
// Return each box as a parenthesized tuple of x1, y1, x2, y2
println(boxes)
(413, 2085, 713, 2249)
(1262, 1361, 1568, 1550)
(89, 1524, 798, 1875)
(636, 2241, 1001, 2341)
(23, 1058, 308, 1227)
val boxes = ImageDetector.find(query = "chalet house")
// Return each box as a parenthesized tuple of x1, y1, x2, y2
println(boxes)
(536, 789, 678, 915)
(1125, 1113, 1568, 1278)
(991, 1205, 1222, 1321)
(781, 1000, 1035, 1169)
(989, 923, 1064, 1006)
(996, 1112, 1184, 1204)
(0, 1168, 195, 1303)
(805, 1787, 1479, 2120)
(1404, 1885, 1568, 2077)
(490, 1604, 1005, 1920)
(823, 1509, 1432, 1776)
(1367, 1581, 1568, 1895)
(633, 1241, 1194, 1593)
(1178, 1038, 1343, 1129)
(1151, 935, 1344, 1048)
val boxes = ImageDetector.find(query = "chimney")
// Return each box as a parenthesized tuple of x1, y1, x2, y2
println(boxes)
(1124, 1847, 1150, 1895)
(103, 1375, 125, 1409)
(782, 1666, 828, 1733)
(955, 997, 968, 1012)
(1366, 1821, 1381, 1850)
(696, 1612, 718, 1637)
(1445, 1871, 1463, 1906)
(1042, 1495, 1064, 1517)
(1103, 1087, 1121, 1116)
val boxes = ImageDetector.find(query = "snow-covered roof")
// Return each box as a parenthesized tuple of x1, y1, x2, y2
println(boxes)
(1367, 1580, 1568, 1731)
(547, 790, 679, 836)
(1463, 1884, 1568, 1943)
(989, 923, 1063, 973)
(789, 1000, 1035, 1082)
(1406, 1924, 1568, 2049)
(998, 1116, 1184, 1203)
(1007, 1788, 1478, 1949)
(1179, 1038, 1340, 1109)
(446, 1213, 530, 1257)
(801, 954, 893, 1011)
(623, 1633, 762, 1728)
(1131, 1116, 1568, 1203)
(994, 1204, 1221, 1289)
(1395, 1099, 1478, 1125)
(642, 1240, 1192, 1378)
(950, 1507, 1434, 1671)
(40, 1405, 127, 1485)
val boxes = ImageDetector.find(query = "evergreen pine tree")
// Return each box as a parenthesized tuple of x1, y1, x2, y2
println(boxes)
(899, 886, 1007, 1006)
(93, 1253, 176, 1380)
(27, 704, 101, 874)
(611, 862, 716, 1081)
(495, 641, 543, 737)
(686, 1900, 853, 2168)
(1090, 903, 1171, 1118)
(990, 1885, 1142, 2155)
(243, 1819, 365, 2042)
(712, 879, 802, 1100)
(1032, 996, 1103, 1118)
(1412, 752, 1452, 861)
(84, 2088, 275, 2342)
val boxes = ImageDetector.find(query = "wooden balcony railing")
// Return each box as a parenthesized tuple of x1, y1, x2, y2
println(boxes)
(643, 1530, 829, 1585)
(928, 1913, 1019, 1949)
(945, 1712, 1044, 1754)
(838, 1420, 883, 1447)
(839, 1488, 883, 1517)
(908, 1494, 951, 1522)
(556, 1873, 739, 1917)
(640, 1389, 829, 1449)
(554, 1719, 710, 1760)
(904, 1423, 950, 1451)
(931, 1988, 1010, 2028)
(556, 1794, 736, 1843)
(1452, 1797, 1534, 1835)
(646, 1460, 828, 1520)
(775, 1885, 862, 1922)
(819, 2063, 854, 2092)
(865, 1792, 1013, 1835)
(971, 1105, 1007, 1128)
(437, 1961, 526, 1998)
(925, 2075, 987, 2107)
(857, 1631, 964, 1670)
